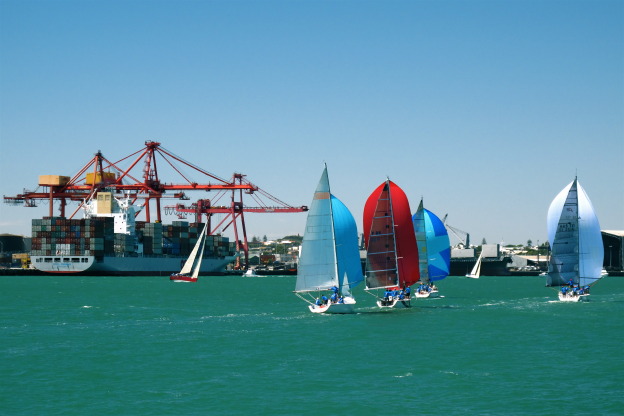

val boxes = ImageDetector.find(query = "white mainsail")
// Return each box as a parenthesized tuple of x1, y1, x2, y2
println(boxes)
(295, 167, 338, 292)
(466, 253, 482, 278)
(191, 228, 207, 280)
(179, 224, 207, 276)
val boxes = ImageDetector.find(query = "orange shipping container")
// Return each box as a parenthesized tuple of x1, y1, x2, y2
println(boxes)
(38, 175, 70, 186)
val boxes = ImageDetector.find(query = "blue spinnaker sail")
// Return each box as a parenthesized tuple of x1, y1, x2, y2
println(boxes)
(413, 200, 450, 283)
(331, 195, 364, 291)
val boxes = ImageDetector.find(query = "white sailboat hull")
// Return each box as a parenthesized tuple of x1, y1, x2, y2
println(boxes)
(415, 288, 439, 298)
(308, 296, 356, 314)
(376, 296, 411, 308)
(558, 292, 589, 302)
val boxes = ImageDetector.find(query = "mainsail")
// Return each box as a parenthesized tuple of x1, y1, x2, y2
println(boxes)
(179, 224, 207, 275)
(547, 178, 603, 286)
(295, 166, 362, 294)
(413, 199, 450, 283)
(363, 180, 419, 289)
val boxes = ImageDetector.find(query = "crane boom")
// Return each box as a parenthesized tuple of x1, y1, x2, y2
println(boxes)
(443, 214, 470, 248)
(3, 141, 308, 269)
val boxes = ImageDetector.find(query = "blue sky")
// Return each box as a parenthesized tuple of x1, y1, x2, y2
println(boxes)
(1, 0, 622, 246)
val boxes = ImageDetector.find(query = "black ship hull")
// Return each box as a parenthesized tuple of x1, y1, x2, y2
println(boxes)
(450, 257, 512, 276)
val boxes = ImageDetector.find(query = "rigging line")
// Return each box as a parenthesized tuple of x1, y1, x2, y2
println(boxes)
(249, 193, 266, 207)
(155, 148, 197, 185)
(366, 267, 397, 273)
(158, 144, 230, 184)
(294, 292, 314, 305)
(363, 289, 383, 299)
(242, 178, 293, 207)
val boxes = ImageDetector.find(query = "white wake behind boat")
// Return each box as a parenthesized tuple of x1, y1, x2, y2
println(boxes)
(243, 268, 258, 277)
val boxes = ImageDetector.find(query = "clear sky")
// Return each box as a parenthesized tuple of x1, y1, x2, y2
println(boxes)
(1, 0, 622, 246)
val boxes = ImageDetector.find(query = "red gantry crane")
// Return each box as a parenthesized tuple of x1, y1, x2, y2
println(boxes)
(4, 141, 308, 268)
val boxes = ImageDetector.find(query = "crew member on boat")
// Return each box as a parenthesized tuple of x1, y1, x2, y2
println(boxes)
(404, 285, 411, 299)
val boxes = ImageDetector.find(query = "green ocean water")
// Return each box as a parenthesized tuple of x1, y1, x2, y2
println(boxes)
(2, 274, 623, 415)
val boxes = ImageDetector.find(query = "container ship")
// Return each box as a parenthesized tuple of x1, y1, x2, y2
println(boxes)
(29, 192, 238, 276)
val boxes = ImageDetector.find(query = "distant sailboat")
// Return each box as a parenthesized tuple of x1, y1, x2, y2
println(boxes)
(413, 198, 450, 297)
(243, 268, 258, 277)
(465, 253, 482, 279)
(547, 177, 604, 302)
(294, 166, 363, 314)
(363, 179, 420, 308)
(170, 224, 207, 282)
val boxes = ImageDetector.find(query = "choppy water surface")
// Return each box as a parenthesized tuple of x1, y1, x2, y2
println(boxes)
(2, 274, 623, 415)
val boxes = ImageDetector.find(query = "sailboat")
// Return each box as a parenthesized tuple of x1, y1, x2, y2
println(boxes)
(465, 253, 482, 279)
(170, 223, 207, 282)
(294, 166, 363, 314)
(363, 179, 420, 308)
(413, 198, 451, 297)
(243, 268, 258, 277)
(547, 177, 604, 302)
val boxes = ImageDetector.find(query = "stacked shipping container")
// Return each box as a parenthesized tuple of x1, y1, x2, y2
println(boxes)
(31, 217, 237, 260)
(31, 217, 114, 259)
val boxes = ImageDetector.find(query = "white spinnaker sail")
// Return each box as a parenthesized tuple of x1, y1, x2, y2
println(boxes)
(547, 179, 603, 286)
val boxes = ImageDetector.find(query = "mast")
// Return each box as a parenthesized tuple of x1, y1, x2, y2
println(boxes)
(414, 198, 429, 284)
(327, 166, 340, 290)
(574, 177, 581, 283)
(364, 180, 400, 289)
(387, 179, 400, 286)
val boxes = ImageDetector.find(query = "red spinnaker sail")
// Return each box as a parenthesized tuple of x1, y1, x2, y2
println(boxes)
(363, 180, 420, 287)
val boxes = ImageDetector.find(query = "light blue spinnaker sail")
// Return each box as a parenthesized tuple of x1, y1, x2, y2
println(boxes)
(547, 178, 603, 287)
(331, 195, 364, 293)
(413, 199, 451, 283)
(295, 166, 363, 294)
